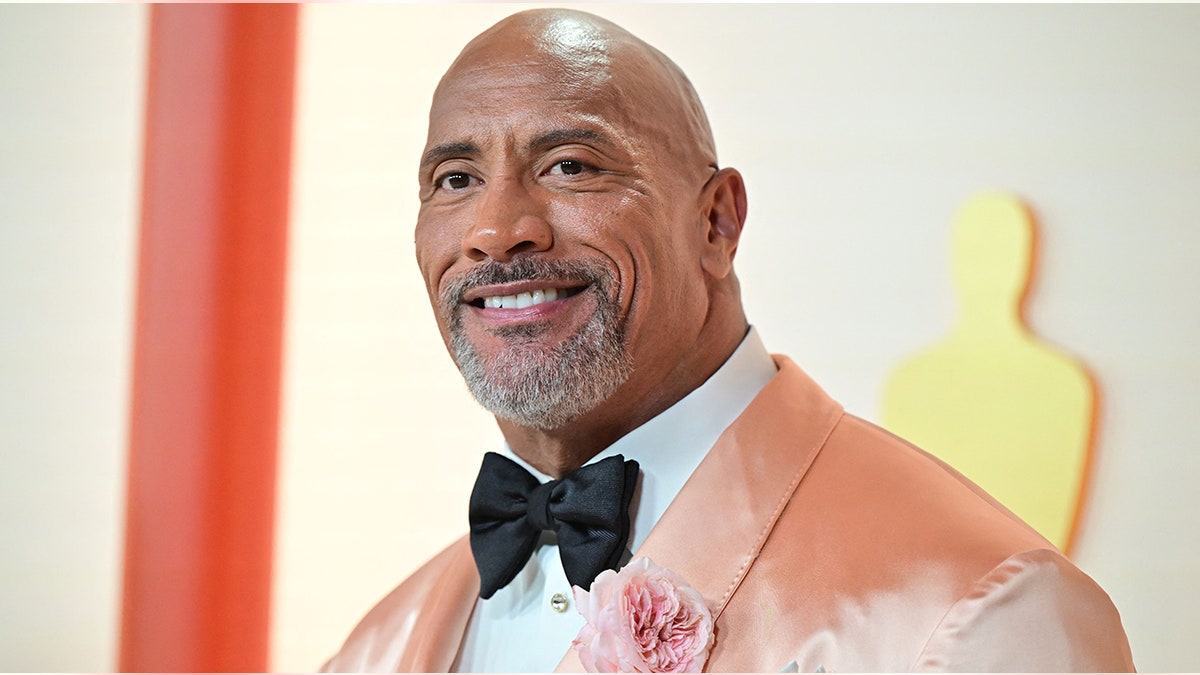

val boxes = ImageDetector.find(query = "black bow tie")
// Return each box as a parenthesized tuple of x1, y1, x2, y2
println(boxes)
(468, 452, 640, 599)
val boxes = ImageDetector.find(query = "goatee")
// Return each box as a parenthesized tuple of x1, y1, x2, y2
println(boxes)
(442, 258, 633, 430)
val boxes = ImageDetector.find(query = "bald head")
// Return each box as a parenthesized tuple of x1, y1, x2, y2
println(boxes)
(434, 9, 718, 171)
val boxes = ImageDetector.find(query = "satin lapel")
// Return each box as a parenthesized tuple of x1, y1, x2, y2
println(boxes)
(399, 538, 480, 672)
(555, 357, 843, 672)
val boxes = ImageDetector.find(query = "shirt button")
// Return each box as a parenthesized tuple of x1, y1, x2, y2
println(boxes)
(550, 592, 570, 613)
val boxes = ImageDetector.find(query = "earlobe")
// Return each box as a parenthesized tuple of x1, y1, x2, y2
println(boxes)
(700, 167, 747, 279)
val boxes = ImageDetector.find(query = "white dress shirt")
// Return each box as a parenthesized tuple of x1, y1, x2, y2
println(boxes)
(453, 327, 777, 672)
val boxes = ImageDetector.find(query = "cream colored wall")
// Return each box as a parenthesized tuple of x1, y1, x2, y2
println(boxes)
(279, 4, 1197, 671)
(0, 4, 146, 671)
(0, 3, 1195, 672)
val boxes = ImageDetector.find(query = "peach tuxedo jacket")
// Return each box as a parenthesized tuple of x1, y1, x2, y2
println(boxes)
(325, 356, 1134, 672)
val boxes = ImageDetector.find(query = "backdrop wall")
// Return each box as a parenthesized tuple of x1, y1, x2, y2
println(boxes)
(0, 5, 144, 671)
(1, 4, 1197, 672)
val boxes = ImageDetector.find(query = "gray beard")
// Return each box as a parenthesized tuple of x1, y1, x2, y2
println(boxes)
(443, 259, 633, 430)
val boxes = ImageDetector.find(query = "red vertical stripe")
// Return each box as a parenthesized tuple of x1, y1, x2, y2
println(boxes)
(121, 5, 297, 671)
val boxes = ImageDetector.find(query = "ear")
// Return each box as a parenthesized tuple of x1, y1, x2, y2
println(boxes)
(699, 167, 747, 279)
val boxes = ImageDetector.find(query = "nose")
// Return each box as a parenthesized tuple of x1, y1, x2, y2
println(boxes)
(462, 177, 553, 262)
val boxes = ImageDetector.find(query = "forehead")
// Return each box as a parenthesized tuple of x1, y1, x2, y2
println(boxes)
(433, 58, 609, 115)
(428, 51, 633, 147)
(426, 22, 697, 153)
(436, 13, 615, 102)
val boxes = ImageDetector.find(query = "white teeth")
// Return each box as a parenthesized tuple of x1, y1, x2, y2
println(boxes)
(481, 288, 563, 309)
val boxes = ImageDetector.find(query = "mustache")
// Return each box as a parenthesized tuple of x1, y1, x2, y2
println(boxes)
(440, 257, 612, 309)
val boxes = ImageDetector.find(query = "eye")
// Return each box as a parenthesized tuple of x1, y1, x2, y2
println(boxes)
(437, 171, 478, 191)
(547, 160, 586, 176)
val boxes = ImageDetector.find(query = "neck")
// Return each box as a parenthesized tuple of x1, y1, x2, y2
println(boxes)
(499, 318, 749, 478)
(497, 418, 636, 478)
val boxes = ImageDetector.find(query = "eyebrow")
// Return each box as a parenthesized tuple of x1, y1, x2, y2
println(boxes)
(527, 128, 614, 154)
(419, 128, 617, 171)
(420, 141, 479, 171)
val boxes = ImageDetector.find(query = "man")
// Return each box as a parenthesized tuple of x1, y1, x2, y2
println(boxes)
(325, 8, 1134, 672)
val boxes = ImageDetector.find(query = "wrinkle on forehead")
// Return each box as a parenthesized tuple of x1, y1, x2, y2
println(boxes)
(432, 9, 718, 168)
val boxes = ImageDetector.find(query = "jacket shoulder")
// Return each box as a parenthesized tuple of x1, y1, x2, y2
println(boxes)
(823, 413, 1053, 556)
(914, 547, 1135, 671)
(713, 406, 1132, 671)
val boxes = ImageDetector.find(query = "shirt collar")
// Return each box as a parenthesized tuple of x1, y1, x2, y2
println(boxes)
(504, 326, 777, 552)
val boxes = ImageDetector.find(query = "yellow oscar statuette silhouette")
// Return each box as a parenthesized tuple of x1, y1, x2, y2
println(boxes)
(882, 192, 1096, 553)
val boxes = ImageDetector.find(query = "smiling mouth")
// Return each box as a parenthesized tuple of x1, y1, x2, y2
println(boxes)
(468, 285, 587, 309)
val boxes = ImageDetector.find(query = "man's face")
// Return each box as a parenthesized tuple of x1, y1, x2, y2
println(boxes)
(415, 24, 717, 430)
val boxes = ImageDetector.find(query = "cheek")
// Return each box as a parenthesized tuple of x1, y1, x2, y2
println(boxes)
(546, 198, 644, 298)
(620, 202, 699, 276)
(558, 195, 699, 292)
(412, 241, 456, 345)
(633, 211, 710, 316)
(414, 214, 463, 297)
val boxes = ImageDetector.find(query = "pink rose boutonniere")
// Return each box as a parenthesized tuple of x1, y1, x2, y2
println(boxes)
(572, 557, 715, 673)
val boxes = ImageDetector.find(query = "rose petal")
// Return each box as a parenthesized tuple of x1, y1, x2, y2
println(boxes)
(571, 557, 714, 673)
